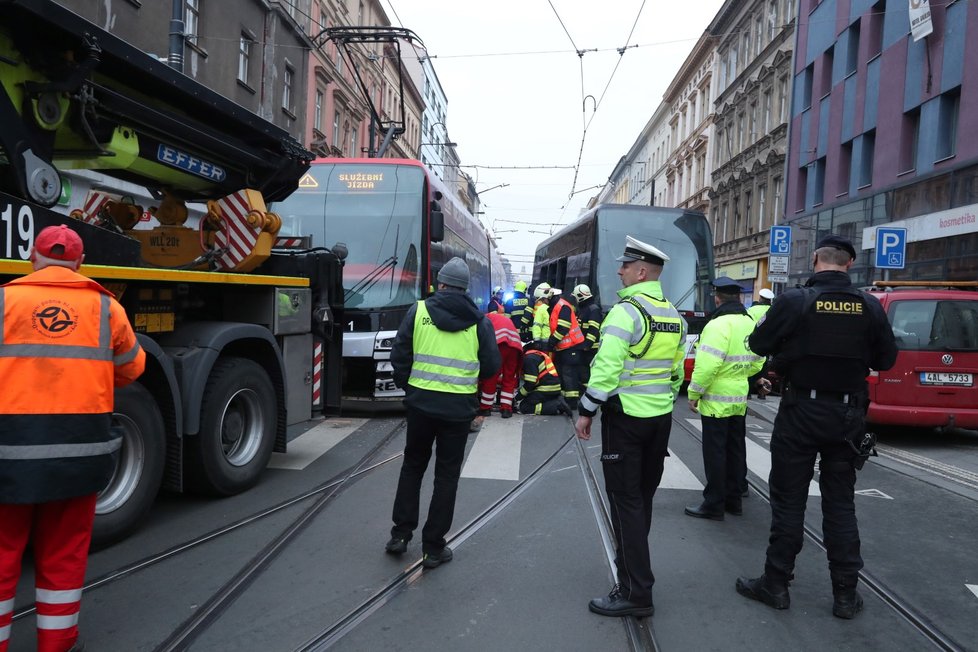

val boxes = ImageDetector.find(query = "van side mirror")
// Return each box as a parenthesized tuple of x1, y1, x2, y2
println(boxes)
(430, 210, 444, 242)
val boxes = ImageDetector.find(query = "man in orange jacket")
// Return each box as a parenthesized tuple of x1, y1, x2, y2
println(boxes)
(0, 225, 146, 652)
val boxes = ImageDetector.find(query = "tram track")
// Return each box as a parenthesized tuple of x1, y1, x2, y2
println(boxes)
(672, 414, 968, 652)
(11, 421, 406, 627)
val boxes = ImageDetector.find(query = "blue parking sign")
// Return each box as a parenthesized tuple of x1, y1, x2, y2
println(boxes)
(875, 227, 907, 269)
(769, 226, 791, 255)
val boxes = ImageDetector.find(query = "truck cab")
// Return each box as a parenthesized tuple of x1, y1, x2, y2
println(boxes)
(867, 283, 978, 431)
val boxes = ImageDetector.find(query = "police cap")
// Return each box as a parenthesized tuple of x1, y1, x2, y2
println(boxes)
(616, 235, 670, 266)
(711, 276, 743, 293)
(816, 234, 857, 260)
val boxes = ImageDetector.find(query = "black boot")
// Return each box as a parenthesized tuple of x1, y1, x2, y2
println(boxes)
(831, 574, 864, 619)
(735, 573, 790, 610)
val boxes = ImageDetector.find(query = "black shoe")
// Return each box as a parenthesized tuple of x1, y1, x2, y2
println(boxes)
(477, 408, 491, 417)
(832, 587, 864, 619)
(588, 584, 654, 618)
(725, 502, 743, 516)
(736, 574, 790, 610)
(501, 409, 513, 419)
(422, 546, 453, 569)
(556, 397, 573, 416)
(684, 504, 724, 521)
(385, 536, 408, 555)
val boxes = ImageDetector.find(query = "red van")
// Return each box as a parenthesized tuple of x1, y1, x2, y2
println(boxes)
(866, 283, 978, 431)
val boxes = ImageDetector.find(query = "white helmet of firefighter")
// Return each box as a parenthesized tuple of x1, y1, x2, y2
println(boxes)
(533, 282, 552, 300)
(572, 284, 592, 301)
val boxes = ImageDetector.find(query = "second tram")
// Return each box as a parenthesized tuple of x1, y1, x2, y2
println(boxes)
(533, 204, 715, 377)
(271, 158, 504, 400)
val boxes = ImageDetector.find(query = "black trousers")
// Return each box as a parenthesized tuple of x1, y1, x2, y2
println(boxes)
(553, 348, 583, 408)
(517, 393, 562, 415)
(700, 414, 746, 512)
(599, 409, 672, 605)
(581, 349, 597, 387)
(391, 409, 470, 554)
(764, 393, 865, 582)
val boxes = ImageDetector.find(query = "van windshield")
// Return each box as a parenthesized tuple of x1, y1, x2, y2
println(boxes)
(888, 300, 978, 351)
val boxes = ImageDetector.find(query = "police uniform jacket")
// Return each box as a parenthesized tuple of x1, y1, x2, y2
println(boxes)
(748, 270, 897, 392)
(0, 266, 146, 503)
(746, 303, 771, 322)
(578, 280, 686, 418)
(687, 300, 764, 418)
(391, 288, 501, 422)
(577, 298, 603, 352)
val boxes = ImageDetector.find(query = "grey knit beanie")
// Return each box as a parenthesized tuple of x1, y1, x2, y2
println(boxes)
(437, 257, 470, 290)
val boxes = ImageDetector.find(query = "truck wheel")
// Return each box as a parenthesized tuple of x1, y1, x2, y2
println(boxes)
(93, 383, 166, 547)
(188, 357, 277, 496)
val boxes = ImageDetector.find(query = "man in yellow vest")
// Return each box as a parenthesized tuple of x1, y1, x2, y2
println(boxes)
(575, 236, 686, 618)
(747, 287, 776, 399)
(386, 257, 500, 568)
(684, 277, 765, 520)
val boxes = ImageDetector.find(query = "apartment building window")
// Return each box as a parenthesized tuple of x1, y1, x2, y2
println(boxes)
(755, 16, 763, 55)
(812, 157, 826, 206)
(820, 46, 834, 98)
(936, 88, 960, 161)
(801, 63, 814, 110)
(319, 4, 327, 34)
(773, 176, 783, 220)
(358, 1, 364, 25)
(733, 196, 741, 238)
(839, 140, 853, 194)
(282, 65, 294, 113)
(237, 34, 251, 84)
(859, 129, 876, 187)
(785, 0, 795, 22)
(721, 203, 729, 242)
(286, 0, 297, 19)
(351, 126, 359, 157)
(743, 32, 751, 66)
(314, 91, 323, 133)
(868, 0, 885, 59)
(749, 102, 757, 143)
(846, 22, 860, 76)
(745, 190, 753, 232)
(184, 0, 199, 44)
(333, 111, 340, 149)
(336, 49, 344, 75)
(757, 184, 767, 231)
(796, 166, 808, 212)
(778, 76, 788, 121)
(737, 113, 745, 151)
(900, 107, 920, 172)
(768, 0, 779, 40)
(763, 90, 772, 133)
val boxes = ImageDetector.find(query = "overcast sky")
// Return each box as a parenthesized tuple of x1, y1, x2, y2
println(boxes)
(385, 0, 727, 282)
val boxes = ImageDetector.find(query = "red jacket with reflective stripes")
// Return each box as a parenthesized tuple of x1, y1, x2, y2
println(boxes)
(0, 266, 146, 503)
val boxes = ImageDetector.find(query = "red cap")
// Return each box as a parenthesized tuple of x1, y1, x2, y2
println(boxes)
(34, 225, 84, 261)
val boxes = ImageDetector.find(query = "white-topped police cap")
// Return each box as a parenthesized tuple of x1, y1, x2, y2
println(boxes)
(616, 235, 670, 265)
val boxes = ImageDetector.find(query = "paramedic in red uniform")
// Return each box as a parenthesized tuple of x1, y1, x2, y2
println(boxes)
(0, 225, 146, 652)
(478, 307, 524, 418)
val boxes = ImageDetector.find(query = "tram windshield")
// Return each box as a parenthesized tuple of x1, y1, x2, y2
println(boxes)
(594, 207, 713, 314)
(273, 162, 423, 310)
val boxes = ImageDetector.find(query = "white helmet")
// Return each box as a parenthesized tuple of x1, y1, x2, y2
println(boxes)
(533, 282, 552, 300)
(572, 284, 592, 301)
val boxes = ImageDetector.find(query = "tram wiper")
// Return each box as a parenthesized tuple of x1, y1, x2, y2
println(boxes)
(344, 255, 399, 303)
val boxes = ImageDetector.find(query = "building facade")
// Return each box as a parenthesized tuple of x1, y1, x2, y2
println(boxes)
(708, 0, 796, 300)
(785, 0, 978, 285)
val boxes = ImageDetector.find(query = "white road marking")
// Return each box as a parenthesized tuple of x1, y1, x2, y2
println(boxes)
(967, 585, 978, 600)
(684, 418, 820, 496)
(268, 419, 367, 470)
(855, 488, 893, 499)
(461, 415, 523, 481)
(660, 448, 703, 490)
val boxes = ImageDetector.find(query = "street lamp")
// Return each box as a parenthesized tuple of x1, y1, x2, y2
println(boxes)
(476, 183, 510, 195)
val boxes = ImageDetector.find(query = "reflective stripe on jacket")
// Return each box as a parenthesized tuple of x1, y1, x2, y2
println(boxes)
(531, 302, 550, 341)
(548, 297, 585, 350)
(579, 280, 685, 418)
(577, 300, 602, 351)
(0, 266, 146, 503)
(519, 350, 560, 397)
(687, 312, 764, 417)
(408, 300, 480, 393)
(486, 312, 523, 352)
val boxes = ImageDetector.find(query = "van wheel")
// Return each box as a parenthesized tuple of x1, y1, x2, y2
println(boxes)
(187, 357, 277, 495)
(93, 383, 166, 547)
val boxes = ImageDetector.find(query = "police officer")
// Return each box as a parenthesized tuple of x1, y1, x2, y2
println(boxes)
(575, 236, 686, 618)
(736, 234, 897, 619)
(504, 280, 532, 341)
(386, 257, 501, 568)
(747, 287, 775, 322)
(547, 288, 587, 410)
(685, 277, 764, 520)
(572, 284, 602, 385)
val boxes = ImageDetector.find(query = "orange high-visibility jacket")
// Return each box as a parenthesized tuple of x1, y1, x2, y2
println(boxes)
(0, 266, 146, 503)
(548, 297, 585, 351)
